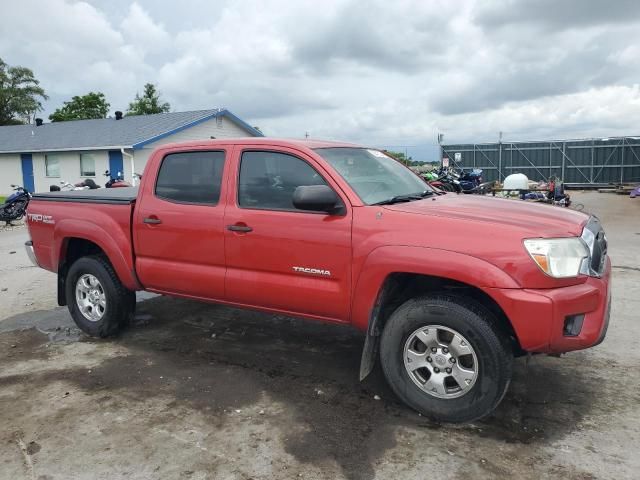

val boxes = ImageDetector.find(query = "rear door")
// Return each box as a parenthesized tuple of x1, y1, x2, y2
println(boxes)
(223, 146, 353, 322)
(134, 149, 228, 299)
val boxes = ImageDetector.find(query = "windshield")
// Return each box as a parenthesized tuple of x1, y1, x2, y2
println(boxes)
(315, 147, 433, 205)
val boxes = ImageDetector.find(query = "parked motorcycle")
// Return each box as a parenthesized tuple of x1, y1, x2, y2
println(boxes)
(104, 170, 132, 188)
(1, 184, 31, 225)
(458, 168, 485, 192)
(499, 174, 575, 208)
(424, 167, 489, 194)
(50, 179, 100, 192)
(546, 177, 572, 207)
(423, 168, 459, 192)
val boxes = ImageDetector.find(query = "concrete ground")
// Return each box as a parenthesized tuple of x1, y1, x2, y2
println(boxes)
(0, 192, 638, 480)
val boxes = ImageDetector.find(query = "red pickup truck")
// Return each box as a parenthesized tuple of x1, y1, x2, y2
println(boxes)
(25, 138, 611, 422)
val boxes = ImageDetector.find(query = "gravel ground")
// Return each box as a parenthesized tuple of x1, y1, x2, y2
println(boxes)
(0, 192, 638, 480)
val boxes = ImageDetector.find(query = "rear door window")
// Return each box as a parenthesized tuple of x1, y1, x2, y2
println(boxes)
(155, 151, 225, 205)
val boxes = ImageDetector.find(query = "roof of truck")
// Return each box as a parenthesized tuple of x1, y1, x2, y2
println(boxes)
(156, 137, 365, 150)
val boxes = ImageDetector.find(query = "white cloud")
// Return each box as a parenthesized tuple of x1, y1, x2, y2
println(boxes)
(1, 0, 640, 160)
(120, 2, 171, 54)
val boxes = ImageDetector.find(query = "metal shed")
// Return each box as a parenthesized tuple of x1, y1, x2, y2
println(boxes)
(441, 136, 640, 186)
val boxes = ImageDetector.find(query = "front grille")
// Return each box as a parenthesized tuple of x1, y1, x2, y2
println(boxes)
(591, 229, 607, 274)
(583, 216, 608, 276)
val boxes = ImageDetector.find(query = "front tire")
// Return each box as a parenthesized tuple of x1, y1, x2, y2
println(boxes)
(65, 255, 135, 337)
(380, 294, 513, 423)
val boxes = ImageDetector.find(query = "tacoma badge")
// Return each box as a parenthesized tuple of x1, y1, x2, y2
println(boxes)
(292, 266, 331, 277)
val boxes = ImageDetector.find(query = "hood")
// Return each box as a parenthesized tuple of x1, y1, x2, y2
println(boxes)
(383, 193, 588, 237)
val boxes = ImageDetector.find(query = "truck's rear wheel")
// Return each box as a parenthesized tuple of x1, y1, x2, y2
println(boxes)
(380, 294, 512, 423)
(65, 255, 135, 337)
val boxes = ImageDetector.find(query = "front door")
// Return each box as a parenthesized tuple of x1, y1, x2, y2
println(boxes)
(224, 147, 353, 322)
(20, 154, 34, 192)
(108, 150, 124, 179)
(134, 149, 228, 299)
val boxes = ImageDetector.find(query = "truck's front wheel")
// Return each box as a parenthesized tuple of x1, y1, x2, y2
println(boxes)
(380, 294, 513, 423)
(65, 255, 135, 337)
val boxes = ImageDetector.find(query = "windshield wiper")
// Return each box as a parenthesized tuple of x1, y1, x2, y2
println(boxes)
(372, 190, 434, 205)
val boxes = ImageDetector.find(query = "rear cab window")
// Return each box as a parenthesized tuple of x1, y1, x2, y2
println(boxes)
(155, 151, 225, 205)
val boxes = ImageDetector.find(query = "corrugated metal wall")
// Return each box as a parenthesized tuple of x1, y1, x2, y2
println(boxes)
(441, 137, 640, 185)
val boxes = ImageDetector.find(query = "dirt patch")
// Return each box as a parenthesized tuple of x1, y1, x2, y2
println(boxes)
(0, 328, 54, 363)
(1, 192, 639, 479)
(2, 295, 636, 479)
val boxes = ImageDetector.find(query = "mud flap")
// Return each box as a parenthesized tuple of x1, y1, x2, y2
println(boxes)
(359, 330, 379, 380)
(359, 281, 393, 381)
(57, 272, 67, 306)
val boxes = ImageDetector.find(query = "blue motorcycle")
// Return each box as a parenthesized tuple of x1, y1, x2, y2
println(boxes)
(1, 184, 31, 225)
(457, 168, 484, 193)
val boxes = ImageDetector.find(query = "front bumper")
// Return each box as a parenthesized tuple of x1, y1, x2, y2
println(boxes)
(488, 257, 611, 353)
(25, 240, 40, 267)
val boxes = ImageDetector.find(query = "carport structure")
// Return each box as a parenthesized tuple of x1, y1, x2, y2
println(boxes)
(442, 136, 640, 186)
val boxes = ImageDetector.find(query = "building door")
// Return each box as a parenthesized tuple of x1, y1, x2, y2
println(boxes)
(108, 150, 124, 179)
(20, 154, 34, 192)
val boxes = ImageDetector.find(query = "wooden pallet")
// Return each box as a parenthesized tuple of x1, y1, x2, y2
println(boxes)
(598, 186, 635, 194)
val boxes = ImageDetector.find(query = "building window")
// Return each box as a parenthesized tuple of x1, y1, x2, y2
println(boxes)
(80, 153, 96, 176)
(45, 154, 61, 177)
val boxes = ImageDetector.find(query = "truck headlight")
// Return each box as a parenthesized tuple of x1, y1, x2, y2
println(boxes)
(524, 238, 589, 278)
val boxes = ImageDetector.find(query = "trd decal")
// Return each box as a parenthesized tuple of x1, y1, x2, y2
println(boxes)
(27, 213, 55, 224)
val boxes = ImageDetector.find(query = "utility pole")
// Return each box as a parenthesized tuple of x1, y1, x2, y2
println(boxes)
(305, 131, 309, 139)
(498, 131, 503, 181)
(437, 133, 444, 166)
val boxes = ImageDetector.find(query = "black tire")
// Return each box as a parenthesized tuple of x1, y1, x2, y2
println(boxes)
(380, 294, 513, 423)
(65, 255, 135, 337)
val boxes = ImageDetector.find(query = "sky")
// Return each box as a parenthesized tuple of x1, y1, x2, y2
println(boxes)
(1, 0, 640, 160)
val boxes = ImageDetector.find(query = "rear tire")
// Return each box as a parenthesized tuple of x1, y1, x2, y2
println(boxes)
(65, 255, 135, 337)
(380, 294, 513, 423)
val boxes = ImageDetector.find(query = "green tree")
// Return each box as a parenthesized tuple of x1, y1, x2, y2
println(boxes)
(383, 150, 413, 165)
(0, 58, 48, 125)
(126, 83, 170, 116)
(49, 92, 110, 122)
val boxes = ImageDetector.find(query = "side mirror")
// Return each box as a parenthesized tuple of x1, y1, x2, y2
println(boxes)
(292, 185, 342, 214)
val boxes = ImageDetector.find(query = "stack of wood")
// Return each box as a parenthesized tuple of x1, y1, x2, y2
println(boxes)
(597, 185, 636, 195)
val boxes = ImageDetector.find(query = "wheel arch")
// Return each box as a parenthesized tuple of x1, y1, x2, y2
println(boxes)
(56, 234, 139, 306)
(358, 270, 525, 381)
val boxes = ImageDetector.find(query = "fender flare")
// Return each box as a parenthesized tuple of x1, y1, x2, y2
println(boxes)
(53, 218, 140, 291)
(354, 245, 520, 380)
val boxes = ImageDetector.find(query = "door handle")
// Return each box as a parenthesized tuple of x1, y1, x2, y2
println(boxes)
(227, 224, 253, 233)
(143, 217, 162, 225)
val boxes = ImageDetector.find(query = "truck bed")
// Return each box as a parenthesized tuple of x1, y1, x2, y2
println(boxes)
(32, 187, 138, 204)
(27, 187, 138, 284)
